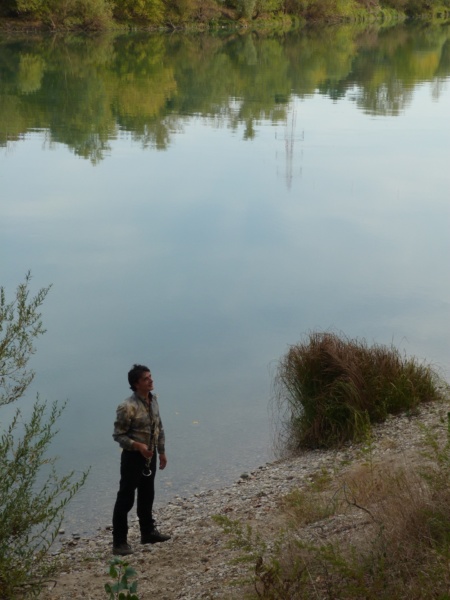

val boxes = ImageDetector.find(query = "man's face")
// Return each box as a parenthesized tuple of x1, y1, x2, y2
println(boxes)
(135, 371, 154, 397)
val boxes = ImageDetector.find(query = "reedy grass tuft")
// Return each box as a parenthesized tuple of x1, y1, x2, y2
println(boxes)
(274, 331, 447, 451)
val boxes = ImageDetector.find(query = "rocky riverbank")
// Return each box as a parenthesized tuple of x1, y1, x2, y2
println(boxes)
(41, 399, 450, 600)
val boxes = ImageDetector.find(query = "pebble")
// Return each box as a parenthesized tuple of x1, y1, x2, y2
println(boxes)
(42, 400, 450, 600)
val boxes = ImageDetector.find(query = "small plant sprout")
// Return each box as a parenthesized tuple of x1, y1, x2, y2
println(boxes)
(105, 557, 139, 600)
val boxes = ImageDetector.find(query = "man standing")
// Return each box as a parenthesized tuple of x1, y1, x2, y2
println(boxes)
(112, 364, 171, 555)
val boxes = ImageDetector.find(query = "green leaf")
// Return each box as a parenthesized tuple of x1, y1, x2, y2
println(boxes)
(124, 566, 137, 577)
(109, 565, 118, 578)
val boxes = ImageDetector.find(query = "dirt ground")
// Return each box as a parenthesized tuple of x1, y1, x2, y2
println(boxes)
(40, 498, 276, 600)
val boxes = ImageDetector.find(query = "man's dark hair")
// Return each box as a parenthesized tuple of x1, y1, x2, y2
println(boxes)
(128, 364, 150, 391)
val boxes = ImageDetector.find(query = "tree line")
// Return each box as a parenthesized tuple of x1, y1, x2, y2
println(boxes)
(1, 0, 450, 31)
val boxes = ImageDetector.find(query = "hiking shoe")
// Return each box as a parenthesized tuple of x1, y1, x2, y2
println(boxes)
(112, 542, 134, 555)
(141, 529, 171, 544)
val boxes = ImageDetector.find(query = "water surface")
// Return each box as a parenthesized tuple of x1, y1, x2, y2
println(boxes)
(1, 24, 449, 535)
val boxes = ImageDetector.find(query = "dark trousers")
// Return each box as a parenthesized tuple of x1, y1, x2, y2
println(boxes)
(112, 450, 157, 543)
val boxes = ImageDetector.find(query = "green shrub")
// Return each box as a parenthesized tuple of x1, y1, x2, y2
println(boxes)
(74, 0, 114, 30)
(41, 0, 113, 29)
(3, 0, 41, 16)
(289, 0, 341, 20)
(381, 0, 408, 11)
(257, 0, 285, 14)
(112, 0, 165, 24)
(1, 0, 113, 28)
(404, 0, 433, 14)
(0, 274, 88, 599)
(240, 0, 257, 18)
(275, 331, 447, 450)
(165, 0, 222, 25)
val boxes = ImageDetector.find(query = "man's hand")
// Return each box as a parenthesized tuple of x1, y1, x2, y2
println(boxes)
(159, 453, 167, 470)
(133, 441, 153, 459)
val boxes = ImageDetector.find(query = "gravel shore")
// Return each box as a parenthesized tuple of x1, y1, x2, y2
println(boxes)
(41, 399, 450, 599)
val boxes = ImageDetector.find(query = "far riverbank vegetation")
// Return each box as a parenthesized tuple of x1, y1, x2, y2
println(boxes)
(1, 0, 450, 31)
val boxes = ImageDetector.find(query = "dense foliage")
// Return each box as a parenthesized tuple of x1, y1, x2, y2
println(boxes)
(0, 275, 88, 598)
(1, 0, 450, 29)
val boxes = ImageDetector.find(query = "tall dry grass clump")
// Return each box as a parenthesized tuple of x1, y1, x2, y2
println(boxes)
(214, 334, 450, 599)
(259, 438, 450, 599)
(217, 418, 450, 599)
(275, 331, 446, 450)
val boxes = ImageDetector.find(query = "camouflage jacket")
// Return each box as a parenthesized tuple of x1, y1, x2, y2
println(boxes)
(113, 392, 165, 454)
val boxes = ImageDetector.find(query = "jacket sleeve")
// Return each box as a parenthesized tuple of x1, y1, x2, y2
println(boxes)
(113, 402, 136, 451)
(157, 418, 166, 454)
(153, 397, 165, 454)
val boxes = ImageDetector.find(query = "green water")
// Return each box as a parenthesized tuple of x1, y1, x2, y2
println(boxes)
(2, 24, 450, 157)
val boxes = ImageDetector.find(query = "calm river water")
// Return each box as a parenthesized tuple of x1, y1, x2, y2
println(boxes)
(1, 23, 450, 536)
